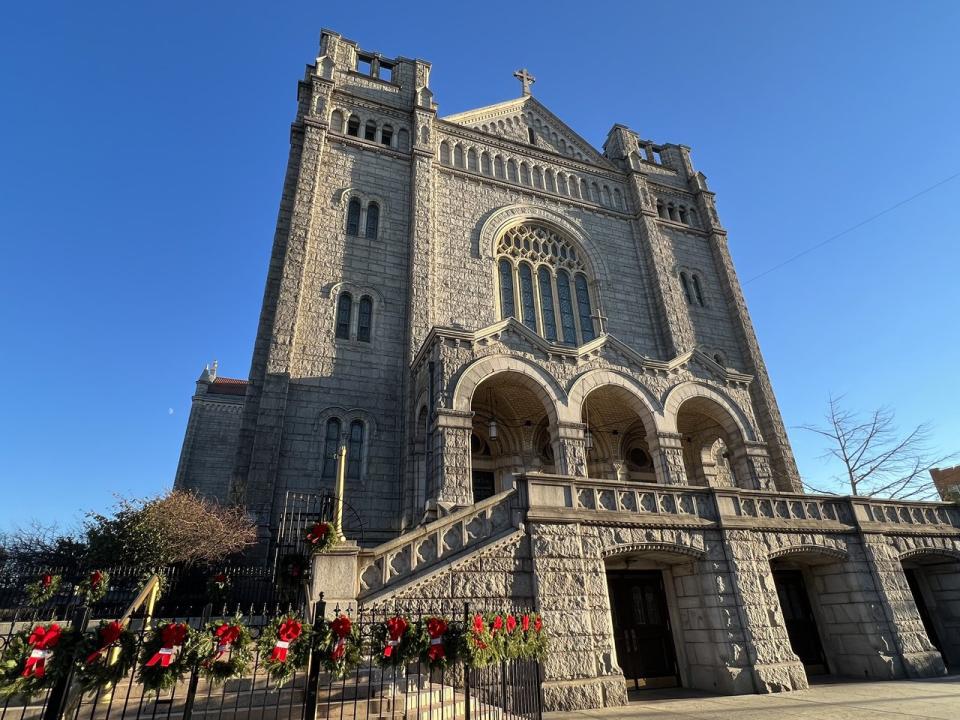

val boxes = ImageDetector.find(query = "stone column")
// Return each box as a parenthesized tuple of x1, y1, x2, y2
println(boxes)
(554, 421, 587, 477)
(731, 443, 776, 491)
(432, 408, 473, 507)
(860, 534, 947, 677)
(720, 529, 808, 693)
(652, 431, 688, 485)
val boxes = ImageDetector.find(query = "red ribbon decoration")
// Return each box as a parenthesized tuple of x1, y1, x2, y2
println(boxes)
(521, 614, 530, 632)
(471, 614, 487, 650)
(330, 615, 351, 661)
(534, 616, 543, 633)
(506, 615, 517, 633)
(426, 617, 447, 662)
(41, 574, 53, 589)
(213, 623, 242, 660)
(90, 570, 104, 589)
(382, 616, 408, 659)
(146, 623, 188, 667)
(22, 624, 61, 678)
(492, 616, 504, 633)
(306, 522, 330, 545)
(270, 619, 302, 662)
(86, 621, 124, 665)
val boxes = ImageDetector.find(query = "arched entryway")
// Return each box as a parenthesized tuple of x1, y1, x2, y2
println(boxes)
(901, 549, 960, 670)
(581, 385, 657, 482)
(469, 371, 558, 501)
(674, 395, 747, 488)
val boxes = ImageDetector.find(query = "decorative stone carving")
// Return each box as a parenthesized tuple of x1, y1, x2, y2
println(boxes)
(652, 431, 688, 485)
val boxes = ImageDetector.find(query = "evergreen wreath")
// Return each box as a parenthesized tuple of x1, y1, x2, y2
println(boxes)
(25, 574, 61, 606)
(76, 570, 110, 605)
(256, 615, 312, 687)
(500, 614, 526, 659)
(206, 573, 232, 604)
(319, 614, 361, 679)
(418, 616, 459, 668)
(137, 622, 200, 694)
(523, 613, 547, 660)
(75, 620, 137, 693)
(305, 521, 341, 555)
(371, 615, 425, 667)
(0, 623, 73, 699)
(198, 619, 252, 684)
(278, 554, 309, 585)
(464, 613, 500, 668)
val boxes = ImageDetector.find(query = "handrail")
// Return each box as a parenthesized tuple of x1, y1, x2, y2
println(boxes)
(118, 574, 161, 627)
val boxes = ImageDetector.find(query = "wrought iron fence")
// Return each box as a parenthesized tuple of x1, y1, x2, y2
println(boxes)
(0, 599, 543, 720)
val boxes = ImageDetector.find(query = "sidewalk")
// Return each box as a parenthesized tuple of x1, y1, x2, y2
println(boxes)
(545, 676, 960, 719)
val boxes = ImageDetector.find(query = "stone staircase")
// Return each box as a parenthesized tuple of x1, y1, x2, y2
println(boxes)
(357, 487, 524, 603)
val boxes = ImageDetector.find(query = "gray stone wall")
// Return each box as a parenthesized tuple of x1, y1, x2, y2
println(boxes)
(174, 382, 244, 503)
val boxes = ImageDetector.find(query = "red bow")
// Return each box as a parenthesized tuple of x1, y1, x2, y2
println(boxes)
(213, 573, 228, 584)
(472, 614, 484, 633)
(22, 624, 61, 678)
(86, 621, 124, 665)
(521, 614, 530, 632)
(382, 616, 408, 659)
(213, 623, 241, 659)
(492, 616, 504, 633)
(146, 623, 188, 667)
(426, 617, 447, 662)
(90, 570, 104, 589)
(330, 615, 351, 660)
(306, 522, 330, 544)
(270, 619, 302, 662)
(41, 574, 53, 589)
(534, 616, 542, 633)
(506, 615, 517, 633)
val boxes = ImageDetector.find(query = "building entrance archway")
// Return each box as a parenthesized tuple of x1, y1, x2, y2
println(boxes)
(901, 551, 960, 670)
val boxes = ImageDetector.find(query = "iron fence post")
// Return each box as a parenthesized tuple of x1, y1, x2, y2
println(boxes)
(302, 593, 327, 720)
(463, 602, 471, 720)
(181, 602, 212, 720)
(43, 604, 89, 720)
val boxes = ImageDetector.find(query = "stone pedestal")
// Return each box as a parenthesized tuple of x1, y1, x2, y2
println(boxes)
(309, 541, 360, 617)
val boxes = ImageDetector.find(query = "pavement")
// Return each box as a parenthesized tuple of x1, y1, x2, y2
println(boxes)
(544, 676, 960, 719)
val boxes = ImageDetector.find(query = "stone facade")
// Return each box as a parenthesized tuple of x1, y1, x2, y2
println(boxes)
(173, 30, 960, 711)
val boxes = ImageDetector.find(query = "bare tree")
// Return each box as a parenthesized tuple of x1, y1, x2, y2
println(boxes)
(800, 396, 956, 500)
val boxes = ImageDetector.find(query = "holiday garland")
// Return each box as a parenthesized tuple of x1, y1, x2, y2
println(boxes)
(0, 623, 73, 698)
(465, 613, 500, 667)
(305, 522, 340, 555)
(463, 613, 547, 666)
(371, 615, 425, 667)
(75, 620, 138, 693)
(76, 570, 110, 605)
(319, 614, 361, 679)
(198, 619, 252, 684)
(137, 622, 201, 694)
(256, 615, 311, 686)
(25, 574, 61, 606)
(419, 616, 458, 668)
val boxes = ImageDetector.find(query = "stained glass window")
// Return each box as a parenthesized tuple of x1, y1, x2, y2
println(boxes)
(498, 259, 515, 319)
(575, 273, 595, 341)
(518, 263, 537, 332)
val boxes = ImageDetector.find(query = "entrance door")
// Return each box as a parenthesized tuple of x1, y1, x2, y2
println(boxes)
(607, 570, 679, 689)
(773, 569, 828, 674)
(904, 568, 945, 661)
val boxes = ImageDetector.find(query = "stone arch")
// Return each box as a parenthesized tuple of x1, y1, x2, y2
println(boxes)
(451, 354, 564, 426)
(663, 381, 757, 442)
(566, 368, 663, 435)
(899, 547, 960, 563)
(768, 544, 848, 563)
(600, 541, 706, 562)
(476, 204, 609, 281)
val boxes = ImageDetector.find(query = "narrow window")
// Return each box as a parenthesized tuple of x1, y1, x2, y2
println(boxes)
(380, 124, 393, 147)
(347, 420, 364, 480)
(322, 418, 341, 481)
(498, 259, 515, 319)
(507, 160, 518, 182)
(569, 177, 580, 198)
(520, 163, 531, 185)
(365, 202, 380, 239)
(557, 174, 568, 195)
(657, 200, 667, 219)
(467, 148, 478, 171)
(679, 206, 688, 224)
(601, 186, 612, 206)
(545, 169, 556, 192)
(346, 198, 361, 236)
(679, 273, 692, 304)
(335, 292, 353, 339)
(590, 182, 600, 203)
(580, 179, 589, 199)
(439, 141, 451, 165)
(692, 275, 705, 306)
(575, 273, 595, 341)
(454, 144, 465, 168)
(357, 296, 373, 342)
(556, 270, 576, 344)
(689, 208, 699, 227)
(481, 152, 492, 175)
(538, 267, 558, 341)
(356, 55, 372, 75)
(668, 203, 679, 221)
(518, 263, 537, 333)
(347, 115, 360, 137)
(379, 62, 394, 83)
(614, 188, 623, 210)
(533, 167, 543, 189)
(364, 121, 377, 142)
(397, 128, 409, 151)
(494, 155, 505, 178)
(330, 110, 344, 133)
(527, 127, 536, 144)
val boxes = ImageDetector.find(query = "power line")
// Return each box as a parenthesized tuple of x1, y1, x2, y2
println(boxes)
(744, 171, 960, 284)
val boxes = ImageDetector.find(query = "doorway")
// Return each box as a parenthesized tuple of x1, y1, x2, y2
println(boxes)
(607, 570, 679, 689)
(772, 568, 829, 675)
(904, 567, 946, 665)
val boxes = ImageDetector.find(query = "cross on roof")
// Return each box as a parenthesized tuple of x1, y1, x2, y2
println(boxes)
(513, 68, 536, 96)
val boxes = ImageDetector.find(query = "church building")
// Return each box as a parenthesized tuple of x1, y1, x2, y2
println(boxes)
(175, 29, 960, 711)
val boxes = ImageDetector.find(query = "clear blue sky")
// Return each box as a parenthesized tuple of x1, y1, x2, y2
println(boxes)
(2, 1, 958, 532)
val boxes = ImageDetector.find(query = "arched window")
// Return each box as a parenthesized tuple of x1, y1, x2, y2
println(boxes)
(335, 292, 352, 339)
(347, 115, 360, 137)
(397, 128, 410, 151)
(467, 148, 478, 171)
(380, 124, 393, 147)
(330, 109, 344, 134)
(679, 206, 688, 224)
(575, 273, 595, 341)
(689, 208, 699, 227)
(346, 198, 361, 236)
(692, 275, 705, 306)
(538, 266, 557, 341)
(518, 263, 537, 332)
(364, 120, 377, 141)
(498, 259, 515, 319)
(481, 152, 491, 175)
(679, 272, 693, 304)
(454, 144, 465, 168)
(556, 269, 576, 344)
(590, 182, 600, 203)
(657, 200, 667, 219)
(494, 155, 505, 179)
(557, 174, 568, 195)
(545, 169, 556, 192)
(520, 163, 531, 185)
(365, 202, 380, 239)
(614, 188, 623, 210)
(601, 186, 612, 206)
(569, 177, 580, 198)
(357, 296, 373, 342)
(322, 418, 341, 481)
(439, 142, 451, 165)
(507, 160, 518, 182)
(580, 179, 589, 200)
(532, 167, 543, 189)
(347, 420, 364, 480)
(668, 203, 679, 221)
